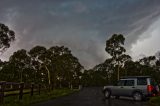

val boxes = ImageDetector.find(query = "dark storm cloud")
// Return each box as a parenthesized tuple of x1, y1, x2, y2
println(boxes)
(0, 0, 160, 68)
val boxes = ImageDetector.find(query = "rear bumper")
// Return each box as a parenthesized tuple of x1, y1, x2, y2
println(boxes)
(145, 92, 160, 97)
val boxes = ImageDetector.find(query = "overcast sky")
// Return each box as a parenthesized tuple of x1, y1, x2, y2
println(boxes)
(0, 0, 160, 69)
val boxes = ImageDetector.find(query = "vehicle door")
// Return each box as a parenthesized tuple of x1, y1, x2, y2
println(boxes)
(122, 79, 135, 96)
(112, 80, 125, 96)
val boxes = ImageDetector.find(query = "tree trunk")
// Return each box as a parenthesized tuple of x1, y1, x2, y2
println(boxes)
(59, 79, 62, 88)
(125, 69, 127, 76)
(117, 64, 120, 81)
(71, 84, 73, 90)
(20, 70, 23, 82)
(45, 65, 51, 85)
(68, 82, 71, 89)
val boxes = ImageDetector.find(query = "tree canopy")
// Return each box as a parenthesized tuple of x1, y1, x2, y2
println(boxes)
(0, 23, 15, 53)
(0, 33, 160, 88)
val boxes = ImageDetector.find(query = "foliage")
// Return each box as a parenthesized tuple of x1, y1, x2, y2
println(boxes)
(0, 45, 83, 89)
(105, 34, 131, 81)
(105, 34, 126, 59)
(1, 32, 160, 88)
(82, 34, 160, 86)
(0, 23, 15, 53)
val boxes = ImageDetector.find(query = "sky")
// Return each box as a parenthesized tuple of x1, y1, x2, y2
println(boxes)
(0, 0, 160, 69)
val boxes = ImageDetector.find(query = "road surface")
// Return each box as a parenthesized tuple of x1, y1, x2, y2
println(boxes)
(33, 87, 149, 106)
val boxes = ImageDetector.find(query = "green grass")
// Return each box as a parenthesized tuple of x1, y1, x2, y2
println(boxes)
(149, 96, 160, 106)
(1, 88, 78, 106)
(5, 89, 31, 95)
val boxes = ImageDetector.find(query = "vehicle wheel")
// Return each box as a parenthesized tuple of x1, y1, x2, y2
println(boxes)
(104, 90, 111, 99)
(133, 92, 143, 101)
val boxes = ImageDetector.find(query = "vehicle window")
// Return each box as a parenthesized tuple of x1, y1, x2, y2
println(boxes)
(125, 80, 134, 86)
(117, 80, 125, 86)
(137, 78, 147, 85)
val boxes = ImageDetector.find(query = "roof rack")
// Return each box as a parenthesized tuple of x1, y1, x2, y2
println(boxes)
(120, 76, 151, 79)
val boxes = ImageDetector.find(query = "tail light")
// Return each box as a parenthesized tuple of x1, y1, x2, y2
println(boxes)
(153, 94, 156, 96)
(147, 85, 154, 93)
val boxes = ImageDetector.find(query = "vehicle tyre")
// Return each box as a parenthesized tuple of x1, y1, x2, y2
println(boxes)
(104, 90, 111, 99)
(133, 92, 143, 101)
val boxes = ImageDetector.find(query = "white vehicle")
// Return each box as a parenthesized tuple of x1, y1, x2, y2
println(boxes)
(103, 76, 159, 101)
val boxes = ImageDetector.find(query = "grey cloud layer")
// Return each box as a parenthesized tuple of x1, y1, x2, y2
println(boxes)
(0, 0, 160, 68)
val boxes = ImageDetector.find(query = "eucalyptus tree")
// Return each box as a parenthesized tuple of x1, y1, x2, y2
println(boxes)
(65, 55, 83, 88)
(123, 61, 142, 76)
(0, 23, 15, 81)
(139, 56, 156, 66)
(72, 60, 83, 87)
(0, 61, 16, 81)
(156, 57, 160, 70)
(0, 23, 15, 53)
(28, 46, 50, 84)
(49, 46, 83, 88)
(105, 34, 126, 80)
(92, 63, 109, 86)
(48, 46, 70, 88)
(9, 49, 31, 82)
(139, 56, 160, 82)
(81, 69, 94, 86)
(93, 58, 114, 84)
(117, 54, 132, 77)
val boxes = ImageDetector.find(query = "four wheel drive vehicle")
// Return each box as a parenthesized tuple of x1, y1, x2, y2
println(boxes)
(102, 76, 160, 101)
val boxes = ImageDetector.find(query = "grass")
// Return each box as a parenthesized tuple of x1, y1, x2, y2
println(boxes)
(5, 89, 31, 95)
(1, 88, 78, 106)
(149, 96, 160, 106)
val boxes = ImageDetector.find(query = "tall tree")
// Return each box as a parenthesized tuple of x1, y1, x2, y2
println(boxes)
(49, 46, 83, 88)
(105, 34, 126, 80)
(9, 49, 31, 82)
(93, 58, 115, 84)
(28, 46, 49, 84)
(139, 56, 156, 66)
(0, 23, 15, 53)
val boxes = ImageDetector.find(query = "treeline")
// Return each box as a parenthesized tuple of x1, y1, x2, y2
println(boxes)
(0, 23, 84, 89)
(82, 34, 160, 86)
(82, 55, 160, 86)
(1, 23, 160, 88)
(0, 46, 84, 89)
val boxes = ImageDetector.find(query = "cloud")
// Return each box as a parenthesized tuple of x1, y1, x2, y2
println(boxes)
(0, 0, 160, 69)
(131, 17, 160, 60)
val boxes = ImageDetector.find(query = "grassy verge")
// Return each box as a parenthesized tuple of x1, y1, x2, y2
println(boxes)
(2, 88, 78, 106)
(149, 97, 160, 106)
(5, 89, 31, 95)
